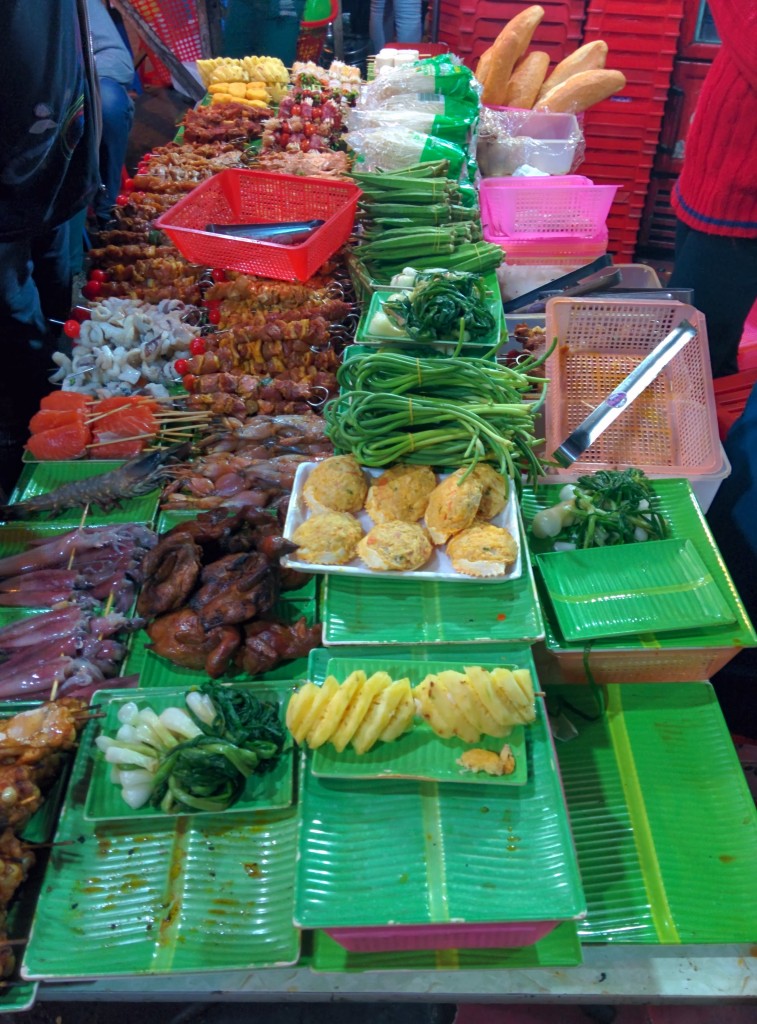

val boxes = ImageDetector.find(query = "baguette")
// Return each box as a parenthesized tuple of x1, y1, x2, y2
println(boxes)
(534, 68, 626, 114)
(475, 44, 494, 85)
(481, 5, 545, 106)
(502, 51, 550, 110)
(536, 40, 609, 101)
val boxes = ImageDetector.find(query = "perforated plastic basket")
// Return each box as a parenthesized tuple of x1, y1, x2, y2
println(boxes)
(544, 298, 720, 476)
(480, 176, 619, 242)
(155, 170, 361, 282)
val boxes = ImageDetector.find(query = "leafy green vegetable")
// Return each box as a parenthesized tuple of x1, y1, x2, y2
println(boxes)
(534, 469, 669, 549)
(188, 681, 286, 773)
(382, 270, 496, 345)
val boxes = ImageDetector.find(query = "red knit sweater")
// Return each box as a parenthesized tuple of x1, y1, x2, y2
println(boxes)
(672, 0, 757, 238)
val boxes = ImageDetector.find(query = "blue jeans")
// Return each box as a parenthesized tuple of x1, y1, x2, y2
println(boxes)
(95, 76, 134, 224)
(369, 0, 423, 50)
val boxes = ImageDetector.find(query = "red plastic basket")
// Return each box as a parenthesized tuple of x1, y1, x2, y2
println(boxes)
(156, 170, 361, 282)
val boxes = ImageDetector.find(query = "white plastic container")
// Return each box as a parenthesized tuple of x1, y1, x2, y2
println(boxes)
(478, 111, 582, 177)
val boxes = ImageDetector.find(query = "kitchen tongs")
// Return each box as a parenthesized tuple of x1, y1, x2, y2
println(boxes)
(552, 320, 698, 468)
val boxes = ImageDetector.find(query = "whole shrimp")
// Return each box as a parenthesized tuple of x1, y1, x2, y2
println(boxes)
(0, 443, 191, 521)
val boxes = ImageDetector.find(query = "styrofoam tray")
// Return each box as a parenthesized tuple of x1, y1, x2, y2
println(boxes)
(282, 462, 523, 584)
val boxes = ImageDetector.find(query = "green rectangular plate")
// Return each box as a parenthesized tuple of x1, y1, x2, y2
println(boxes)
(322, 504, 543, 645)
(311, 920, 582, 971)
(357, 287, 501, 351)
(21, 695, 301, 981)
(295, 644, 585, 930)
(521, 479, 757, 653)
(554, 682, 757, 944)
(7, 462, 159, 525)
(122, 580, 318, 685)
(83, 685, 294, 823)
(536, 537, 736, 643)
(311, 656, 527, 786)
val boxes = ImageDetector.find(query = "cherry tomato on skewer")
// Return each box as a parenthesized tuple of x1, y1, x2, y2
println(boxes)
(82, 281, 101, 300)
(63, 319, 81, 340)
(189, 338, 206, 356)
(174, 358, 190, 376)
(88, 268, 107, 283)
(207, 307, 221, 325)
(211, 269, 226, 283)
(115, 193, 129, 207)
(182, 374, 196, 391)
(123, 177, 135, 191)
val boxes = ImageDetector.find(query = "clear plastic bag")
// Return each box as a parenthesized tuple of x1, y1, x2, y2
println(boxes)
(347, 107, 475, 147)
(477, 106, 585, 177)
(345, 127, 466, 177)
(359, 60, 481, 105)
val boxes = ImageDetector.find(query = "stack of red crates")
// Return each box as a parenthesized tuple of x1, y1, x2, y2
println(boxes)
(579, 0, 684, 260)
(438, 0, 586, 73)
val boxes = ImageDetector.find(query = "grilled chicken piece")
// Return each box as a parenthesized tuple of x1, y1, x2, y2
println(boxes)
(146, 608, 241, 678)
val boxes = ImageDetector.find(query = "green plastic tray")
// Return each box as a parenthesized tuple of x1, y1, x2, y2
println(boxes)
(357, 285, 502, 352)
(522, 479, 757, 654)
(7, 462, 160, 525)
(21, 686, 301, 981)
(84, 685, 294, 823)
(295, 644, 585, 931)
(311, 920, 582, 971)
(310, 656, 527, 786)
(122, 580, 318, 685)
(322, 504, 543, 645)
(536, 537, 736, 642)
(554, 682, 757, 944)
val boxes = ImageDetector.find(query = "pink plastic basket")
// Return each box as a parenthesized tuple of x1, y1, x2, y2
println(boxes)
(480, 176, 619, 243)
(544, 298, 721, 476)
(325, 920, 560, 952)
(155, 170, 361, 282)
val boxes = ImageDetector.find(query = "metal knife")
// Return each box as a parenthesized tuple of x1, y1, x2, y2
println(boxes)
(552, 319, 698, 468)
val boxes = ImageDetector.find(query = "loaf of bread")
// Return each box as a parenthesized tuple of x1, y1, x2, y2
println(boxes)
(536, 40, 608, 101)
(481, 5, 545, 106)
(534, 68, 626, 114)
(502, 50, 550, 109)
(475, 44, 494, 85)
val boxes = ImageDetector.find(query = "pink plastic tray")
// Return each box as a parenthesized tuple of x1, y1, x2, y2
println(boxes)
(480, 176, 618, 242)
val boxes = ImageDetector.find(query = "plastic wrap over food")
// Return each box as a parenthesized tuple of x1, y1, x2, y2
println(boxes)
(358, 57, 482, 105)
(477, 106, 585, 178)
(347, 107, 476, 147)
(346, 127, 467, 178)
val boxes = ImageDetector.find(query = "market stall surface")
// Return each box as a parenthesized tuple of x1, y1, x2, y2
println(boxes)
(10, 1001, 757, 1023)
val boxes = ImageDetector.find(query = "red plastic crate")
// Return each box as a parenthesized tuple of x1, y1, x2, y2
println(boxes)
(452, 17, 580, 44)
(583, 31, 678, 54)
(155, 170, 361, 282)
(713, 369, 757, 440)
(587, 0, 682, 16)
(454, 0, 585, 20)
(584, 15, 681, 37)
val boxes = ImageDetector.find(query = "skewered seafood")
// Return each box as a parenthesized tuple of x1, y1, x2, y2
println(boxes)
(50, 298, 202, 397)
(0, 442, 189, 520)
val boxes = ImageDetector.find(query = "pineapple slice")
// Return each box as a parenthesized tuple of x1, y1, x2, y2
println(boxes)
(331, 671, 391, 752)
(306, 670, 364, 749)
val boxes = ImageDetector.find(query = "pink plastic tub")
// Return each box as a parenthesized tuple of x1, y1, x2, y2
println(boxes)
(325, 919, 560, 952)
(480, 175, 619, 242)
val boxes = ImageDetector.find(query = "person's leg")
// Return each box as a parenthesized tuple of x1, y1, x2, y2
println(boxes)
(95, 77, 135, 225)
(669, 221, 757, 378)
(223, 0, 305, 64)
(0, 240, 57, 492)
(393, 0, 423, 42)
(31, 221, 73, 328)
(370, 0, 388, 50)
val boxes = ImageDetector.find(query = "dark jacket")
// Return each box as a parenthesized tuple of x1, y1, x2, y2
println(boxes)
(0, 0, 102, 241)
